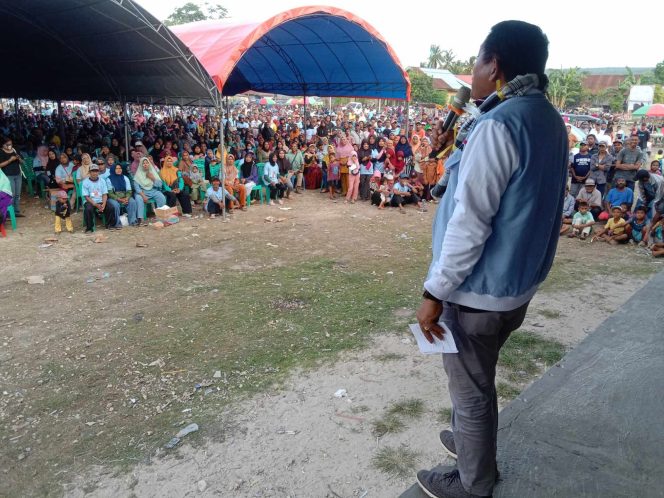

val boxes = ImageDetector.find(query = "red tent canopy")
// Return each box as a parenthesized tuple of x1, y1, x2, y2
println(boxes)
(171, 6, 410, 100)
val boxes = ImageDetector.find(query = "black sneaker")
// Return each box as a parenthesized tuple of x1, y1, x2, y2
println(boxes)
(417, 469, 491, 498)
(440, 430, 457, 459)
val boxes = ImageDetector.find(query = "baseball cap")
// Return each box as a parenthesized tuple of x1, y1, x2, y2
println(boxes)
(585, 179, 595, 186)
(579, 140, 588, 145)
(90, 164, 100, 171)
(613, 138, 623, 143)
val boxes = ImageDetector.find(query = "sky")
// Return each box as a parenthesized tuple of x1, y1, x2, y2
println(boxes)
(138, 0, 663, 70)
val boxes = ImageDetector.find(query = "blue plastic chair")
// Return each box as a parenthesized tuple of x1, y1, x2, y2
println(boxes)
(5, 205, 16, 230)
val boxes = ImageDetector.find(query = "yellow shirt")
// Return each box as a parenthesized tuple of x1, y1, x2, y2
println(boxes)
(605, 218, 626, 235)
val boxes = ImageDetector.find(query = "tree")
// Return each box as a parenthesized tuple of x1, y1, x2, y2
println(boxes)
(408, 69, 448, 105)
(426, 45, 444, 69)
(547, 68, 586, 109)
(165, 2, 228, 26)
(654, 60, 664, 85)
(654, 85, 664, 104)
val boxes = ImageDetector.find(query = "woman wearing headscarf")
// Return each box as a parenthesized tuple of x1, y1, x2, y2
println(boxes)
(238, 151, 258, 199)
(77, 153, 93, 182)
(303, 143, 322, 190)
(358, 140, 374, 201)
(345, 151, 361, 203)
(133, 157, 167, 208)
(223, 153, 247, 210)
(160, 155, 193, 217)
(395, 135, 413, 161)
(107, 162, 145, 226)
(335, 136, 354, 195)
(32, 145, 50, 197)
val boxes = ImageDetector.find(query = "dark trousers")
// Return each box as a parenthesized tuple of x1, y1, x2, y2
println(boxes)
(164, 190, 192, 214)
(267, 182, 286, 200)
(206, 199, 231, 214)
(390, 193, 420, 207)
(359, 175, 371, 200)
(441, 301, 529, 496)
(83, 201, 116, 230)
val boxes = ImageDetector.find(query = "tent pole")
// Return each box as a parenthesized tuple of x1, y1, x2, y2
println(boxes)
(14, 97, 20, 139)
(218, 100, 226, 220)
(57, 100, 65, 149)
(404, 100, 410, 138)
(122, 98, 130, 163)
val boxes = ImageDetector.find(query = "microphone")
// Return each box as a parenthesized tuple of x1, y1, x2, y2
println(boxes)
(442, 86, 471, 132)
(430, 86, 471, 158)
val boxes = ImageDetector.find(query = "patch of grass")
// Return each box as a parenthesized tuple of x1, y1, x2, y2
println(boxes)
(372, 415, 406, 437)
(351, 405, 370, 414)
(537, 308, 561, 319)
(374, 352, 406, 362)
(496, 382, 521, 401)
(499, 330, 566, 382)
(436, 407, 452, 425)
(387, 399, 425, 419)
(372, 445, 420, 478)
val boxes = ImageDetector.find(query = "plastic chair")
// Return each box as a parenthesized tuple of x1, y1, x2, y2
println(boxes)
(252, 163, 267, 205)
(20, 157, 36, 197)
(74, 174, 85, 212)
(1, 205, 17, 236)
(143, 199, 157, 219)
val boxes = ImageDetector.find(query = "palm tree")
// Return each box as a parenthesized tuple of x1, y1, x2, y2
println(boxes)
(427, 45, 444, 69)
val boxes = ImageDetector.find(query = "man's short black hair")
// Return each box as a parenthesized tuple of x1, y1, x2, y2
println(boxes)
(481, 20, 549, 85)
(635, 206, 647, 213)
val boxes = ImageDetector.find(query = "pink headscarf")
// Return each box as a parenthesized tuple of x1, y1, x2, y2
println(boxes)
(35, 145, 49, 168)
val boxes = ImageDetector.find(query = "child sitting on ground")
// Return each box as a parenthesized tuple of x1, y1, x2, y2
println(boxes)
(189, 165, 207, 203)
(592, 206, 627, 244)
(560, 185, 576, 235)
(371, 178, 391, 210)
(620, 202, 632, 221)
(626, 206, 649, 246)
(649, 218, 664, 244)
(568, 201, 595, 240)
(54, 190, 73, 234)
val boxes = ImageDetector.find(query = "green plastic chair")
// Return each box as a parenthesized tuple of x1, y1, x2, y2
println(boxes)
(74, 171, 85, 212)
(20, 157, 36, 197)
(253, 163, 267, 205)
(6, 205, 16, 230)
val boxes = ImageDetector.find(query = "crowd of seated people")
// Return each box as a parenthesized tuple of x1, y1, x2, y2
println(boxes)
(2, 102, 662, 238)
(562, 129, 664, 257)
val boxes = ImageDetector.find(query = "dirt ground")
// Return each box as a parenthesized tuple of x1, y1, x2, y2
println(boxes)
(0, 191, 661, 498)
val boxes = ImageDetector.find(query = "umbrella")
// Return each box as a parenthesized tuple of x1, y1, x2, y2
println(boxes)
(286, 97, 318, 105)
(632, 104, 650, 116)
(259, 97, 275, 105)
(646, 104, 664, 117)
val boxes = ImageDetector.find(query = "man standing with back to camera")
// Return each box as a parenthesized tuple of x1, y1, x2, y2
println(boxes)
(415, 21, 568, 498)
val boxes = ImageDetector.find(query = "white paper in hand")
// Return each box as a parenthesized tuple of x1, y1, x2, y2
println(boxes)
(408, 323, 458, 354)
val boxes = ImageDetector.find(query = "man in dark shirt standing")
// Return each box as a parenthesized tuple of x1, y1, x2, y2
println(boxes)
(0, 137, 23, 217)
(636, 122, 650, 153)
(570, 140, 592, 196)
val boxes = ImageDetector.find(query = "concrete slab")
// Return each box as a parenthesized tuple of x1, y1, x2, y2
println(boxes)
(401, 271, 664, 498)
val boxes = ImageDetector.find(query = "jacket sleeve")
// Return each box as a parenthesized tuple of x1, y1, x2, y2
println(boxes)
(424, 120, 519, 300)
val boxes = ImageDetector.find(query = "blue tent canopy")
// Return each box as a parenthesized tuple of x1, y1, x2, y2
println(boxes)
(172, 6, 411, 100)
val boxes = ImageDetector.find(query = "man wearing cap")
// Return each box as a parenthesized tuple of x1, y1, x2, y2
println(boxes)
(576, 178, 603, 219)
(635, 169, 664, 220)
(615, 136, 645, 191)
(81, 163, 117, 232)
(570, 141, 592, 196)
